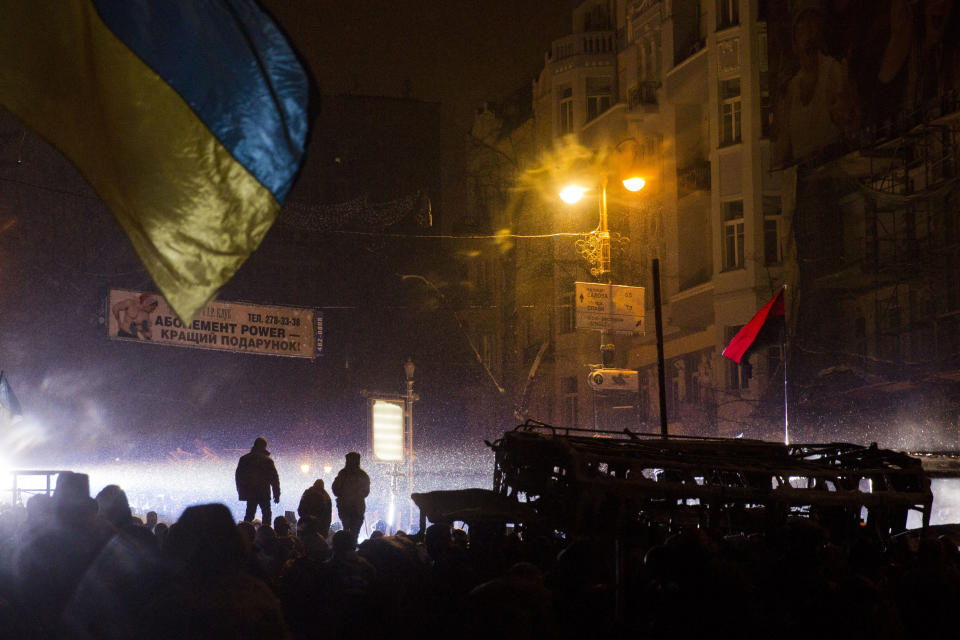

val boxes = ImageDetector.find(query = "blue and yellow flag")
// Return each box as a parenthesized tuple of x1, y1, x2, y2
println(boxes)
(0, 0, 308, 323)
(0, 372, 22, 418)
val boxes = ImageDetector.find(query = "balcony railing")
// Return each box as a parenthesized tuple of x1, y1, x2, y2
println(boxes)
(677, 160, 711, 197)
(551, 31, 617, 62)
(628, 81, 659, 109)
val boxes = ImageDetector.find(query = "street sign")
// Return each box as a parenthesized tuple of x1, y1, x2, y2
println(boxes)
(575, 282, 645, 334)
(587, 368, 639, 391)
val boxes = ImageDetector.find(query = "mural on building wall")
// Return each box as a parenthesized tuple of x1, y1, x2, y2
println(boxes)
(769, 0, 960, 168)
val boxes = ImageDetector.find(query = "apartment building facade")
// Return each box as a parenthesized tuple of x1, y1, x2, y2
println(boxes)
(466, 0, 960, 446)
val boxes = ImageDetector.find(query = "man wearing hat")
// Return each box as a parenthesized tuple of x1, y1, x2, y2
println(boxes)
(331, 452, 370, 538)
(235, 437, 281, 524)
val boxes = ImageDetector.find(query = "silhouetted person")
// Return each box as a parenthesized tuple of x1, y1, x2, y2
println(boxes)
(16, 471, 115, 636)
(95, 484, 134, 529)
(298, 478, 332, 538)
(331, 452, 370, 538)
(145, 503, 288, 638)
(235, 437, 281, 524)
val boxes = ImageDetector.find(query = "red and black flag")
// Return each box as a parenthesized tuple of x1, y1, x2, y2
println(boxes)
(722, 289, 786, 365)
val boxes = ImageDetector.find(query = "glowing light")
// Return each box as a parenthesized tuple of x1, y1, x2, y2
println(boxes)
(300, 463, 310, 474)
(323, 464, 332, 475)
(387, 495, 396, 528)
(622, 176, 646, 192)
(371, 400, 404, 462)
(559, 185, 587, 204)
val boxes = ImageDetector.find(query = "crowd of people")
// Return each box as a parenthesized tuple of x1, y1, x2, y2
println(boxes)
(0, 438, 958, 638)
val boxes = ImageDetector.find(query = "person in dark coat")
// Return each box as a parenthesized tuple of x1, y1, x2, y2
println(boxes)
(298, 478, 332, 539)
(235, 437, 281, 524)
(331, 452, 370, 538)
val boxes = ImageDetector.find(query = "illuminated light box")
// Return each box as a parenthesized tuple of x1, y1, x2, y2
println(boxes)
(371, 399, 404, 463)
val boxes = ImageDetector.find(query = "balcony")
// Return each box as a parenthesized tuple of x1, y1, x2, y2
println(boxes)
(628, 81, 659, 110)
(551, 31, 617, 63)
(677, 160, 711, 197)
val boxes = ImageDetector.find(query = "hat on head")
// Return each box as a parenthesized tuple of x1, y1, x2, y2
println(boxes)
(53, 471, 97, 516)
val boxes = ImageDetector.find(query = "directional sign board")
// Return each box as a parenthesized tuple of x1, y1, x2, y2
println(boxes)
(575, 282, 645, 334)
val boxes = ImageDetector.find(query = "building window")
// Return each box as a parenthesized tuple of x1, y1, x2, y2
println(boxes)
(763, 195, 782, 265)
(641, 34, 660, 81)
(720, 78, 742, 145)
(758, 0, 769, 22)
(560, 292, 575, 333)
(717, 0, 739, 30)
(586, 77, 612, 122)
(559, 86, 573, 134)
(722, 200, 745, 271)
(562, 376, 578, 427)
(726, 325, 749, 390)
(760, 72, 772, 137)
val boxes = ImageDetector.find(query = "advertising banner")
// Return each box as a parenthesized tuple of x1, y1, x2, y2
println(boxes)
(107, 289, 322, 359)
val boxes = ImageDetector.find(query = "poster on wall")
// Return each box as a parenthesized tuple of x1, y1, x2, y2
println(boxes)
(107, 289, 322, 359)
(768, 0, 960, 168)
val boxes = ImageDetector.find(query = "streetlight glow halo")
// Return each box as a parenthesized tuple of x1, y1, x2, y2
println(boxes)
(622, 176, 646, 192)
(559, 184, 587, 204)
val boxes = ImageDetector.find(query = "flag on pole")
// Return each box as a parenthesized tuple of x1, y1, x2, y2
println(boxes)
(0, 372, 22, 419)
(722, 289, 786, 365)
(0, 0, 309, 324)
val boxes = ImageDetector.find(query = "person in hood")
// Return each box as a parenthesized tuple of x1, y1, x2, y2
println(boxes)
(298, 478, 332, 539)
(235, 437, 281, 524)
(331, 452, 370, 538)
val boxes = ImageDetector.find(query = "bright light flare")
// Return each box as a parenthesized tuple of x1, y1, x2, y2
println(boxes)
(300, 463, 310, 474)
(323, 464, 332, 475)
(559, 185, 587, 204)
(622, 176, 646, 192)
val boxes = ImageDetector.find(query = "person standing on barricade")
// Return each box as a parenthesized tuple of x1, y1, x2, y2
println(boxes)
(331, 452, 370, 540)
(235, 437, 281, 524)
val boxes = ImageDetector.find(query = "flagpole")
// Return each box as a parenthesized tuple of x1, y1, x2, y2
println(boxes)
(782, 285, 789, 446)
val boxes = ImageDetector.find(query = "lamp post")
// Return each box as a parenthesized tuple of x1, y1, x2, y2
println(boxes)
(652, 258, 668, 437)
(561, 172, 645, 369)
(403, 357, 415, 530)
(561, 159, 667, 436)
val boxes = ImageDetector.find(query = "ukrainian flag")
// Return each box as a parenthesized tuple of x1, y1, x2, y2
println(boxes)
(0, 0, 308, 323)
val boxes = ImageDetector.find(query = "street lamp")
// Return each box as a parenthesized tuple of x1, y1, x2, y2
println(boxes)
(563, 171, 645, 362)
(560, 161, 668, 437)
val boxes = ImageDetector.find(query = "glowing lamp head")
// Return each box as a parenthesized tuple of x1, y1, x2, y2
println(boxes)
(300, 463, 310, 474)
(622, 176, 646, 192)
(323, 465, 332, 475)
(559, 185, 587, 204)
